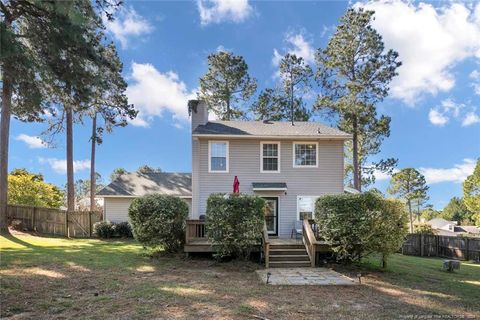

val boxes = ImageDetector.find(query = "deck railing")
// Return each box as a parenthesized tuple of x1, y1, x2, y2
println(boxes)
(185, 219, 206, 243)
(303, 219, 317, 267)
(262, 221, 270, 268)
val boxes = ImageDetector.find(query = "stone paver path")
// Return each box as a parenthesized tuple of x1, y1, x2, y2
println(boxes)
(256, 268, 357, 285)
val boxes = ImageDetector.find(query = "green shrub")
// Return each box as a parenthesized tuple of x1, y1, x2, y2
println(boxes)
(93, 221, 115, 238)
(315, 191, 408, 267)
(114, 221, 133, 238)
(413, 222, 434, 234)
(128, 194, 189, 252)
(205, 193, 265, 260)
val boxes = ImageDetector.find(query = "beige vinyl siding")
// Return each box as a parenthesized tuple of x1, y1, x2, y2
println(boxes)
(104, 197, 192, 222)
(192, 138, 344, 236)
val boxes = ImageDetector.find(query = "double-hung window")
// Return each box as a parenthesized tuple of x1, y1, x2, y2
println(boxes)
(209, 141, 229, 172)
(293, 142, 318, 167)
(261, 142, 280, 173)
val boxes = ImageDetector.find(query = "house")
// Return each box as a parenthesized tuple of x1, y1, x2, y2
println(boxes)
(426, 217, 480, 236)
(97, 172, 192, 222)
(189, 100, 351, 238)
(97, 100, 352, 265)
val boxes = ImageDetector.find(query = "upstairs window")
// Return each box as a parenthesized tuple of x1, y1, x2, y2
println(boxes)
(209, 141, 229, 172)
(293, 142, 318, 167)
(261, 142, 280, 172)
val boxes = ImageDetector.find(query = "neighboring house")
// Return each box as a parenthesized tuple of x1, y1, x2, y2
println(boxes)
(97, 100, 351, 238)
(97, 172, 192, 222)
(426, 217, 480, 236)
(190, 100, 351, 237)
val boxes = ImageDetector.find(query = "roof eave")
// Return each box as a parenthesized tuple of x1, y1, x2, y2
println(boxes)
(192, 134, 352, 140)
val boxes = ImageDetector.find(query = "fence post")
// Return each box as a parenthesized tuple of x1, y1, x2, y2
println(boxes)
(420, 234, 424, 257)
(65, 211, 69, 238)
(465, 238, 470, 261)
(88, 212, 92, 237)
(32, 206, 37, 231)
(435, 235, 439, 257)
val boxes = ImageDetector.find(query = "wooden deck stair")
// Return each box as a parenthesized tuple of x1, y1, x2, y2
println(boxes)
(268, 243, 311, 268)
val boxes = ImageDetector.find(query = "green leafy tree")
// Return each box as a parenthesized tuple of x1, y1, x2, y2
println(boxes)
(251, 88, 310, 121)
(388, 168, 429, 233)
(110, 168, 128, 181)
(441, 197, 473, 225)
(8, 169, 63, 208)
(315, 8, 401, 191)
(413, 223, 434, 235)
(199, 51, 257, 120)
(463, 159, 480, 226)
(137, 165, 162, 174)
(420, 205, 441, 221)
(278, 53, 313, 124)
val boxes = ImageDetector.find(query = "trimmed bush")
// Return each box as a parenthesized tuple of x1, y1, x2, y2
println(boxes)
(128, 194, 189, 252)
(315, 191, 408, 267)
(115, 221, 133, 238)
(93, 221, 115, 238)
(206, 193, 265, 259)
(414, 223, 434, 235)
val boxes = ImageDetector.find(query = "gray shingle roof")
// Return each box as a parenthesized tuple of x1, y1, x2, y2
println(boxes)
(97, 172, 191, 197)
(193, 121, 351, 138)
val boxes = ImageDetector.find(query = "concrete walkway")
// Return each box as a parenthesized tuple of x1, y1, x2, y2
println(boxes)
(256, 268, 357, 285)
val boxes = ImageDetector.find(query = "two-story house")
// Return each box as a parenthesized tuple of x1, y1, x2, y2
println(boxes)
(98, 100, 351, 239)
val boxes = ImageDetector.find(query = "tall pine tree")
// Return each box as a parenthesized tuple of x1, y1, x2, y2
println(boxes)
(199, 51, 257, 120)
(315, 8, 401, 191)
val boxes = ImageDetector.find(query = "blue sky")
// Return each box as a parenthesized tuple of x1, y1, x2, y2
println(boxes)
(10, 0, 480, 209)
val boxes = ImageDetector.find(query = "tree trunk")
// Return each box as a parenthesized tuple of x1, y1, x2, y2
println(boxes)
(0, 66, 13, 233)
(352, 116, 360, 191)
(382, 253, 387, 269)
(90, 112, 97, 212)
(66, 106, 75, 212)
(290, 75, 294, 125)
(226, 96, 230, 121)
(408, 199, 413, 233)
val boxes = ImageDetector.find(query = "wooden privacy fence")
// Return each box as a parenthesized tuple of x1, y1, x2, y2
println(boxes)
(7, 204, 102, 238)
(402, 233, 480, 261)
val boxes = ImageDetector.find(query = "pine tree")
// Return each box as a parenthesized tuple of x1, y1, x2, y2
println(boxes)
(315, 8, 401, 191)
(199, 51, 257, 120)
(388, 168, 429, 233)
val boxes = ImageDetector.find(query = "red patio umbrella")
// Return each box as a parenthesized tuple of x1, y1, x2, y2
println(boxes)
(233, 176, 240, 193)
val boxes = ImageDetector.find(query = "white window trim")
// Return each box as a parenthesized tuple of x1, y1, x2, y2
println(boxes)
(260, 141, 281, 173)
(296, 195, 320, 221)
(292, 141, 319, 168)
(208, 140, 229, 173)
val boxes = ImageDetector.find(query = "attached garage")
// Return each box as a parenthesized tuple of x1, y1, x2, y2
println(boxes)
(97, 172, 192, 223)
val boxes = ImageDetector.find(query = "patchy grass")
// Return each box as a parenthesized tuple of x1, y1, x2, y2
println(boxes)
(1, 231, 479, 319)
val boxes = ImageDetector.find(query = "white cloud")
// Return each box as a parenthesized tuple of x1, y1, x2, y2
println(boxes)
(428, 109, 449, 126)
(272, 32, 315, 66)
(197, 0, 253, 25)
(16, 134, 47, 149)
(356, 1, 480, 104)
(373, 168, 399, 181)
(104, 6, 153, 49)
(420, 158, 476, 184)
(470, 69, 480, 95)
(126, 62, 195, 127)
(428, 98, 479, 126)
(462, 112, 480, 126)
(39, 158, 90, 174)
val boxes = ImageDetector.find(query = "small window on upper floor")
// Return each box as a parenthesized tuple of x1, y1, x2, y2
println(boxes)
(209, 141, 229, 172)
(261, 142, 280, 173)
(293, 142, 318, 167)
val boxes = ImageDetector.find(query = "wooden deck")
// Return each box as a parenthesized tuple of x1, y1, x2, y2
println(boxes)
(184, 219, 332, 264)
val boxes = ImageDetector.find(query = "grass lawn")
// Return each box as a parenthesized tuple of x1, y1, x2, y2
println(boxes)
(1, 231, 479, 319)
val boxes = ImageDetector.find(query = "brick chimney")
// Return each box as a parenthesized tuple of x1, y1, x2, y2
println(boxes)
(188, 100, 208, 132)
